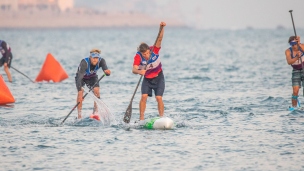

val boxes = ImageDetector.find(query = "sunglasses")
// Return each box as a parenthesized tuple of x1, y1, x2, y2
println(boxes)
(290, 41, 297, 46)
(91, 52, 100, 55)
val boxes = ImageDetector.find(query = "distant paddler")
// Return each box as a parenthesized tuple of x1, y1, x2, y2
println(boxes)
(0, 40, 13, 83)
(75, 48, 111, 119)
(285, 36, 304, 108)
(132, 21, 166, 124)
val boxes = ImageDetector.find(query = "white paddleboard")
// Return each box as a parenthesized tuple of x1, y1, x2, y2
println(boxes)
(144, 117, 174, 129)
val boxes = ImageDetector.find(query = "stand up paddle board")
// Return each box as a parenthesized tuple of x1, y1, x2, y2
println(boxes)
(143, 117, 174, 129)
(89, 114, 101, 121)
(289, 99, 302, 111)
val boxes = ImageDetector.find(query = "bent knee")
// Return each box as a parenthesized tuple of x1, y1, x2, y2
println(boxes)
(155, 96, 163, 101)
(293, 86, 300, 94)
(141, 94, 148, 101)
(93, 87, 99, 94)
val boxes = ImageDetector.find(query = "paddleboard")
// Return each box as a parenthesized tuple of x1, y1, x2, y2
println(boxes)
(89, 114, 101, 121)
(288, 99, 302, 111)
(144, 117, 174, 129)
(288, 106, 304, 111)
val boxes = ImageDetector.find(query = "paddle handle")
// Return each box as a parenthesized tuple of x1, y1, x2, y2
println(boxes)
(289, 10, 297, 37)
(289, 10, 304, 52)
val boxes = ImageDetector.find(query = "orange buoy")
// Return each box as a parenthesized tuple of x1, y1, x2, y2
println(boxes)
(0, 75, 15, 104)
(35, 53, 68, 82)
(89, 114, 101, 121)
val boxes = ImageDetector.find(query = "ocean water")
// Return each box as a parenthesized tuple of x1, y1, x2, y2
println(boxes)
(0, 27, 304, 171)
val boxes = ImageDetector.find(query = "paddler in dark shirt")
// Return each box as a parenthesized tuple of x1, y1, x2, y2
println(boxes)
(0, 40, 13, 82)
(75, 48, 111, 119)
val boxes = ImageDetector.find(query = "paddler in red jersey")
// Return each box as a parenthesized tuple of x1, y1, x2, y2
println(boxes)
(132, 21, 166, 122)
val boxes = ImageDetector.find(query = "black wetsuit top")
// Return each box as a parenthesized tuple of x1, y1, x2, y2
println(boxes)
(75, 58, 108, 91)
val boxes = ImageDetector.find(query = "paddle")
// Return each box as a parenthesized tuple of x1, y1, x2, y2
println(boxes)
(11, 66, 35, 83)
(289, 10, 304, 100)
(61, 73, 106, 125)
(289, 10, 304, 53)
(123, 25, 164, 123)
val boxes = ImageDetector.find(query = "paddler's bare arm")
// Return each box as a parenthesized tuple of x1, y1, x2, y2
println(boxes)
(155, 22, 166, 48)
(286, 49, 301, 65)
(132, 65, 146, 75)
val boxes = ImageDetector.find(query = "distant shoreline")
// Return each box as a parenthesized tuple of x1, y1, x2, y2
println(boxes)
(0, 26, 190, 30)
(0, 10, 301, 30)
(0, 10, 185, 29)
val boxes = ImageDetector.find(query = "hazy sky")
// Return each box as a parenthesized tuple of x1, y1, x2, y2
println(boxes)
(75, 0, 304, 29)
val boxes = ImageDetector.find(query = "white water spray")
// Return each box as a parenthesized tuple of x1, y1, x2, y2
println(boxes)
(85, 90, 117, 126)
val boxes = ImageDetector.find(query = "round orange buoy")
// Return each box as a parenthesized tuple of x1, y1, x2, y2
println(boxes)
(35, 53, 68, 82)
(89, 114, 100, 121)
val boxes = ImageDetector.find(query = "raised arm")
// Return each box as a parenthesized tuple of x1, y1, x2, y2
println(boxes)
(155, 22, 166, 48)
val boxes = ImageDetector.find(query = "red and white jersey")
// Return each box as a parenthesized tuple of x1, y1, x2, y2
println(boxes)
(133, 46, 162, 79)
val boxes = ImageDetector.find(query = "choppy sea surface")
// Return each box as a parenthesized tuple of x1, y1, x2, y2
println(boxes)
(0, 28, 304, 171)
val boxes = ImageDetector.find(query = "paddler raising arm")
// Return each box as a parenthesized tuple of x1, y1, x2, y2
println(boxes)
(132, 21, 166, 123)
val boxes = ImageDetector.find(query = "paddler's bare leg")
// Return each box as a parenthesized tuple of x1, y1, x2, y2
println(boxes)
(139, 94, 148, 120)
(93, 87, 100, 114)
(4, 63, 12, 82)
(156, 96, 164, 117)
(77, 89, 84, 119)
(292, 86, 300, 107)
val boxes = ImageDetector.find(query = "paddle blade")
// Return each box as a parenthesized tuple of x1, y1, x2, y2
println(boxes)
(123, 103, 132, 123)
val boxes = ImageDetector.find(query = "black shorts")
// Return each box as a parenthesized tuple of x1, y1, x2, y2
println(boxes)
(0, 52, 13, 68)
(75, 75, 100, 90)
(141, 71, 165, 97)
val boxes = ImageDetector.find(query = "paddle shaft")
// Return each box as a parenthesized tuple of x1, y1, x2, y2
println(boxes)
(289, 10, 304, 97)
(61, 73, 106, 125)
(11, 66, 35, 83)
(123, 25, 164, 123)
(289, 10, 297, 37)
(289, 10, 304, 52)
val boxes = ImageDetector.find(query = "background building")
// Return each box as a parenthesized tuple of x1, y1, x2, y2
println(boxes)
(0, 0, 73, 12)
(0, 0, 18, 11)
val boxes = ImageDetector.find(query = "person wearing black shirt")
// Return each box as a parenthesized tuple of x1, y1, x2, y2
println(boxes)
(75, 48, 111, 119)
(0, 40, 13, 82)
